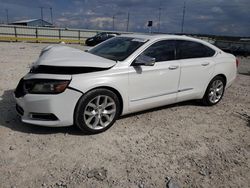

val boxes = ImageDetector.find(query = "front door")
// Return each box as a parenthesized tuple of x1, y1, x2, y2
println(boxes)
(128, 40, 181, 113)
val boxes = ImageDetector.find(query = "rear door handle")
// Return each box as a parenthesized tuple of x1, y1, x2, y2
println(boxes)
(201, 62, 210, 66)
(168, 65, 179, 70)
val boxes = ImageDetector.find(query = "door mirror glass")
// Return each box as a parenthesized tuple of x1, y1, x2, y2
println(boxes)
(133, 55, 156, 66)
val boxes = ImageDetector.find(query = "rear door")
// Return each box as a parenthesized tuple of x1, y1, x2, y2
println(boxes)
(175, 40, 216, 102)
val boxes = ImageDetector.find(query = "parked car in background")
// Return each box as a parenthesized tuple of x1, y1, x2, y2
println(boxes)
(15, 34, 238, 134)
(85, 32, 120, 46)
(214, 40, 250, 56)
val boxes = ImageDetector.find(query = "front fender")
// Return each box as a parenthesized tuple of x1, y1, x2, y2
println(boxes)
(69, 70, 129, 115)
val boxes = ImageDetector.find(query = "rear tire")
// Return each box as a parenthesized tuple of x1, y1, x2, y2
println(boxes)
(74, 88, 120, 134)
(202, 76, 225, 106)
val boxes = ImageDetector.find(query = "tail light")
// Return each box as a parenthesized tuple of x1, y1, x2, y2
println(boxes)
(236, 59, 240, 68)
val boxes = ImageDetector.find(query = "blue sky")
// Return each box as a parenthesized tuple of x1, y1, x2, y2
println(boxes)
(0, 0, 249, 36)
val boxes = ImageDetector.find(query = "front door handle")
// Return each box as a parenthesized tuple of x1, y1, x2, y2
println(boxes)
(169, 65, 179, 70)
(201, 62, 210, 66)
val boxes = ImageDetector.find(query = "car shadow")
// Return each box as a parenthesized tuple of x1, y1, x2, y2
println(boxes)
(0, 89, 85, 135)
(119, 99, 203, 120)
(239, 72, 250, 76)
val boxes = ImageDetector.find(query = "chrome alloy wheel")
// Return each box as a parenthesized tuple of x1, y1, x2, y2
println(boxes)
(83, 95, 116, 130)
(208, 80, 224, 104)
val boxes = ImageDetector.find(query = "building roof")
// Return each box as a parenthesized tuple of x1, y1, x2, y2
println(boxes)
(11, 19, 52, 25)
(12, 19, 39, 24)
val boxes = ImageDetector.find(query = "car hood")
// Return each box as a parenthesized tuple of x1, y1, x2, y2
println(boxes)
(34, 45, 116, 68)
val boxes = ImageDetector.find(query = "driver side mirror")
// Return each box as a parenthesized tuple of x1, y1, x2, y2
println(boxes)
(133, 55, 156, 66)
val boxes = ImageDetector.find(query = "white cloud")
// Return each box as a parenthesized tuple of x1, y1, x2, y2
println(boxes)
(196, 15, 214, 20)
(86, 10, 96, 16)
(211, 7, 223, 14)
(89, 17, 113, 28)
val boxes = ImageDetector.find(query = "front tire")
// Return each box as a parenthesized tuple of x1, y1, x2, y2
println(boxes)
(202, 76, 225, 106)
(75, 89, 120, 134)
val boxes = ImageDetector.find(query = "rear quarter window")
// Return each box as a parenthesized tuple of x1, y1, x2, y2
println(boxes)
(176, 40, 215, 59)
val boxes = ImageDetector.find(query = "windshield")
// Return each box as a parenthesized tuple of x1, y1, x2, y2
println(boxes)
(95, 33, 104, 38)
(88, 37, 147, 61)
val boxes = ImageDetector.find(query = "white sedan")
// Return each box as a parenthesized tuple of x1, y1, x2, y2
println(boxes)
(15, 34, 238, 133)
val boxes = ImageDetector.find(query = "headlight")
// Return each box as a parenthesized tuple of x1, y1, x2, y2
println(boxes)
(25, 80, 70, 94)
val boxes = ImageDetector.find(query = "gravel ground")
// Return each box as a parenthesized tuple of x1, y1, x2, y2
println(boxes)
(0, 42, 249, 188)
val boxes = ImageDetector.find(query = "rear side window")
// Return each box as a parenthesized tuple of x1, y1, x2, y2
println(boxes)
(142, 40, 176, 62)
(176, 40, 215, 59)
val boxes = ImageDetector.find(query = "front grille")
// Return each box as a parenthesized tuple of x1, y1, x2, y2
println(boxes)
(14, 78, 26, 98)
(16, 104, 24, 116)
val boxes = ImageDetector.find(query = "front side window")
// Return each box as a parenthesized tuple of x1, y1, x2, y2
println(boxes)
(176, 40, 215, 59)
(88, 37, 147, 61)
(141, 40, 176, 62)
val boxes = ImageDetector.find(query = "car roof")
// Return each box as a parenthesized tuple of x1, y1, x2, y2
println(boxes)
(120, 33, 219, 50)
(121, 33, 198, 41)
(99, 32, 119, 34)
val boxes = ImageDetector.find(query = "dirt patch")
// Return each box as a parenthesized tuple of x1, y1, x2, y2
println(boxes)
(0, 42, 249, 188)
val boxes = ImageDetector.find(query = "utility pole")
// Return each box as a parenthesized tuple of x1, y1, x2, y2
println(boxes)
(50, 7, 53, 25)
(40, 7, 44, 26)
(126, 12, 130, 32)
(112, 15, 115, 30)
(181, 0, 186, 33)
(158, 8, 161, 33)
(5, 9, 9, 24)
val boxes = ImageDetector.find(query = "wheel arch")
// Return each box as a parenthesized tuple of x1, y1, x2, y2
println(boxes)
(201, 73, 227, 105)
(93, 86, 124, 116)
(77, 86, 124, 116)
(214, 74, 227, 85)
(203, 73, 227, 99)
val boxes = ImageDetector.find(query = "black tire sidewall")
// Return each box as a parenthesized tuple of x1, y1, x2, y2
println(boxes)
(74, 89, 120, 134)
